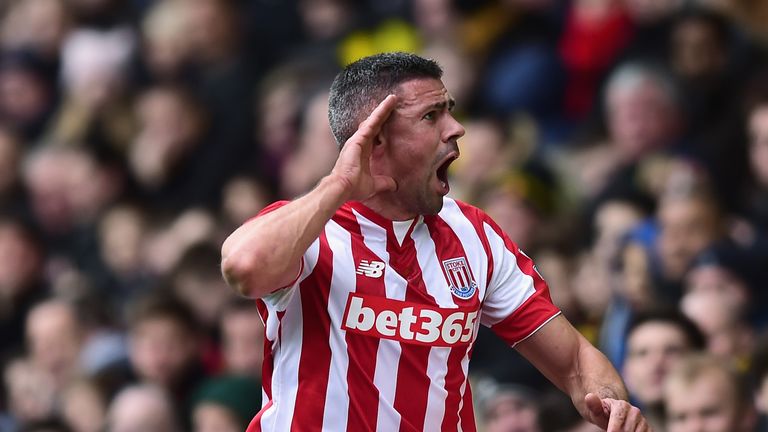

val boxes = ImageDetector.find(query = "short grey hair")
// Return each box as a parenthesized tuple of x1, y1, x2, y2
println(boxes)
(328, 52, 443, 146)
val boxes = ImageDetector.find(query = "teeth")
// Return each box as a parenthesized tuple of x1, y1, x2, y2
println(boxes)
(441, 181, 447, 188)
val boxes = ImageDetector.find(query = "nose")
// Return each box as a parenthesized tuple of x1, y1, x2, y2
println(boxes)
(444, 113, 465, 143)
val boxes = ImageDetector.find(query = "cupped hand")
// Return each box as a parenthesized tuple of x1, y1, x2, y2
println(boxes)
(330, 94, 398, 201)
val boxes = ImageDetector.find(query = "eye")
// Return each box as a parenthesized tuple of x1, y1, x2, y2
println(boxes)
(422, 111, 436, 121)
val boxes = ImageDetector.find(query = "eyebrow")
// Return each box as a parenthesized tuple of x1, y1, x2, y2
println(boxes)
(426, 97, 456, 112)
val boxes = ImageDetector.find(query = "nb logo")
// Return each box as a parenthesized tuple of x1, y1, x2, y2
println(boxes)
(356, 260, 385, 278)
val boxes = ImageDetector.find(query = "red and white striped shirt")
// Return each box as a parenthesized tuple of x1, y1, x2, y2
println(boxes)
(247, 197, 560, 432)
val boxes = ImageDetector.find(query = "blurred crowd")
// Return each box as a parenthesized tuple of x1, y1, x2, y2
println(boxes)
(0, 0, 766, 431)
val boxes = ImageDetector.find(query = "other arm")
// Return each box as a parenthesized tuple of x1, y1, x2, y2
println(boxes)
(221, 95, 398, 298)
(515, 315, 650, 431)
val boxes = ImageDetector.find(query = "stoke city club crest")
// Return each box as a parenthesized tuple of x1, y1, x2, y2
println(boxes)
(442, 257, 477, 299)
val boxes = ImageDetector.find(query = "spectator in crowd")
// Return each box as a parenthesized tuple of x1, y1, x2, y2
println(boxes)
(139, 0, 193, 83)
(95, 202, 155, 302)
(0, 126, 30, 217)
(478, 160, 559, 254)
(170, 242, 236, 334)
(19, 418, 73, 432)
(621, 308, 705, 430)
(682, 243, 760, 366)
(0, 51, 57, 140)
(45, 27, 136, 153)
(745, 85, 768, 229)
(3, 356, 58, 427)
(0, 1, 765, 430)
(126, 292, 205, 418)
(0, 216, 47, 359)
(219, 175, 272, 233)
(106, 383, 180, 432)
(191, 375, 262, 432)
(448, 118, 510, 203)
(752, 332, 768, 432)
(22, 145, 123, 292)
(58, 378, 107, 432)
(279, 90, 339, 197)
(663, 353, 757, 432)
(127, 84, 212, 211)
(0, 0, 71, 62)
(477, 379, 542, 432)
(219, 299, 264, 378)
(25, 299, 84, 390)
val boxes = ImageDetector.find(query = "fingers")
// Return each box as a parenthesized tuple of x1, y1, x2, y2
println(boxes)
(373, 175, 397, 194)
(584, 393, 609, 428)
(352, 94, 398, 144)
(603, 399, 649, 432)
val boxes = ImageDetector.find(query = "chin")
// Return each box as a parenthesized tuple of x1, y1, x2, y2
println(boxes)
(422, 198, 444, 216)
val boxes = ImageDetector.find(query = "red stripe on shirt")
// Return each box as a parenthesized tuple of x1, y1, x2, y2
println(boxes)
(290, 231, 334, 431)
(389, 221, 434, 432)
(459, 383, 477, 432)
(427, 215, 479, 430)
(333, 209, 383, 432)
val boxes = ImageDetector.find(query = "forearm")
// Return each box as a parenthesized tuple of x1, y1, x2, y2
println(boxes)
(516, 316, 628, 415)
(568, 340, 629, 418)
(221, 174, 349, 297)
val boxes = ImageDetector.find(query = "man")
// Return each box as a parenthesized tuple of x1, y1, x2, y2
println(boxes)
(221, 52, 648, 431)
(663, 354, 756, 432)
(622, 309, 705, 429)
(107, 384, 180, 432)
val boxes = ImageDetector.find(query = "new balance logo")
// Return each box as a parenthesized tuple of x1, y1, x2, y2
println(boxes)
(356, 260, 385, 278)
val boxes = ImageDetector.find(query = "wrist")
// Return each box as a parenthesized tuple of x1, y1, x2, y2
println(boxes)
(317, 174, 353, 207)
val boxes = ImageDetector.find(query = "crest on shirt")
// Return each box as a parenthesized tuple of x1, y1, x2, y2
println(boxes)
(442, 257, 477, 299)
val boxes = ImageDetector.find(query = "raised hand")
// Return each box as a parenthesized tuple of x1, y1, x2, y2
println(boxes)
(330, 94, 398, 201)
(585, 393, 651, 431)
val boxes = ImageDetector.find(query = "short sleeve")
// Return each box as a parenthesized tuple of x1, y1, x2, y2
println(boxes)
(480, 217, 560, 347)
(248, 200, 304, 308)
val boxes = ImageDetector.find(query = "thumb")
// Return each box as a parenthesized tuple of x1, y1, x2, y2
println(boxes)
(373, 175, 397, 194)
(584, 393, 609, 428)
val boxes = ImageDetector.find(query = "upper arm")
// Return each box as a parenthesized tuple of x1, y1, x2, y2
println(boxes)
(220, 200, 303, 298)
(480, 217, 560, 345)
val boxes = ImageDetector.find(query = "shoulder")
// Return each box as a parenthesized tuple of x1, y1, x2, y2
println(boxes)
(439, 196, 492, 224)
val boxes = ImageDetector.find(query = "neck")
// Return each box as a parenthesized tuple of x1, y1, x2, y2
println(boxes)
(361, 194, 417, 221)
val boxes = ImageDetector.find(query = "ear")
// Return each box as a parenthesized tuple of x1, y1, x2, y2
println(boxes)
(371, 131, 387, 157)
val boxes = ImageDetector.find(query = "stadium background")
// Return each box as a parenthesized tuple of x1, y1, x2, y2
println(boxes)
(0, 0, 766, 431)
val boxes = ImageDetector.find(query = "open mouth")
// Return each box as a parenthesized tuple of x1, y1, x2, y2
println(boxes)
(436, 154, 458, 191)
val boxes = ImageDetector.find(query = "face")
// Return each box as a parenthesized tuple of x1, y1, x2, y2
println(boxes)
(222, 310, 264, 375)
(376, 78, 465, 219)
(757, 375, 768, 415)
(748, 106, 768, 187)
(624, 322, 691, 406)
(61, 381, 106, 432)
(658, 197, 720, 280)
(671, 17, 726, 80)
(684, 265, 748, 316)
(483, 393, 539, 432)
(593, 201, 643, 264)
(665, 370, 741, 432)
(26, 303, 82, 384)
(607, 79, 678, 161)
(193, 403, 242, 432)
(620, 243, 654, 308)
(129, 318, 198, 386)
(109, 389, 177, 432)
(0, 222, 41, 296)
